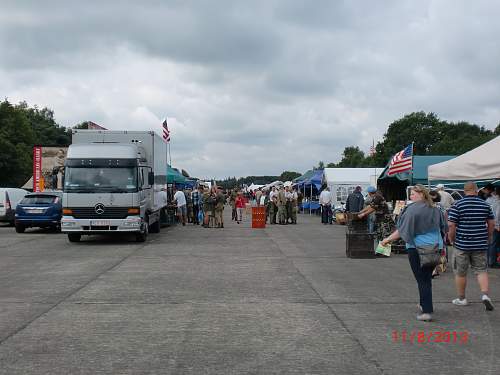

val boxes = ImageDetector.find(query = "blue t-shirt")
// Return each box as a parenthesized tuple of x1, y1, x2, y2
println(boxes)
(405, 230, 443, 250)
(448, 196, 494, 251)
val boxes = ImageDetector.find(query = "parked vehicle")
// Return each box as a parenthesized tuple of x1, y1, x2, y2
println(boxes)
(14, 191, 63, 233)
(0, 188, 29, 225)
(61, 130, 167, 242)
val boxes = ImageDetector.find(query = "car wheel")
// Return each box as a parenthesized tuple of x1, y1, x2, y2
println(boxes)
(68, 233, 81, 242)
(15, 224, 25, 233)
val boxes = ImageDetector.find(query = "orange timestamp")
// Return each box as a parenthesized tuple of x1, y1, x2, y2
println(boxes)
(391, 330, 469, 344)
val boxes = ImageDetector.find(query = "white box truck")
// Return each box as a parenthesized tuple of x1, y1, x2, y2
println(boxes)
(61, 130, 167, 242)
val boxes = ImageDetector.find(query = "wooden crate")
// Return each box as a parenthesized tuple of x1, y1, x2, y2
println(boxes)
(346, 232, 376, 259)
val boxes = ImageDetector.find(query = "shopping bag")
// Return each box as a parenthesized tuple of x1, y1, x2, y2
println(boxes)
(375, 242, 392, 257)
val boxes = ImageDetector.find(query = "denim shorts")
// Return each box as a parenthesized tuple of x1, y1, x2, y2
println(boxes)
(452, 247, 487, 276)
(177, 205, 187, 216)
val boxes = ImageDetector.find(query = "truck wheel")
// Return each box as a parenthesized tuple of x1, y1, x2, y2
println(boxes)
(136, 221, 148, 242)
(15, 224, 25, 233)
(149, 219, 160, 233)
(68, 233, 81, 242)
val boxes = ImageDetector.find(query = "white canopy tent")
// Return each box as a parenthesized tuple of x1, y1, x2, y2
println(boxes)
(323, 168, 385, 206)
(428, 136, 500, 183)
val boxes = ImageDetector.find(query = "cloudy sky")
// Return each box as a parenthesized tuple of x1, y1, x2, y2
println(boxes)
(1, 1, 499, 179)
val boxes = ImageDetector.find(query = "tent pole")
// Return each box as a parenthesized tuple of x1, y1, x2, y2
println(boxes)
(310, 184, 312, 215)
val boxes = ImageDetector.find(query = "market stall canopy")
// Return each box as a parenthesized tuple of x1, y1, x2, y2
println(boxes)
(378, 155, 455, 185)
(295, 169, 323, 191)
(293, 169, 315, 183)
(428, 136, 500, 182)
(167, 165, 187, 184)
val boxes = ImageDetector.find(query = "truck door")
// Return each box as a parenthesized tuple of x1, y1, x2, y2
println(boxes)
(139, 167, 153, 211)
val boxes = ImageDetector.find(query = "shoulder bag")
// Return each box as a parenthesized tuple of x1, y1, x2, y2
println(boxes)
(416, 243, 441, 267)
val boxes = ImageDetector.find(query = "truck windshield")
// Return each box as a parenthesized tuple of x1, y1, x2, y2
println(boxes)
(64, 167, 138, 193)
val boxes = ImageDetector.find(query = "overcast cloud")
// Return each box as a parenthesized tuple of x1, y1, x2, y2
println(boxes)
(1, 0, 499, 179)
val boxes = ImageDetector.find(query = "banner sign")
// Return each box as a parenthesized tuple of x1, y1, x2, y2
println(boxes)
(33, 146, 42, 192)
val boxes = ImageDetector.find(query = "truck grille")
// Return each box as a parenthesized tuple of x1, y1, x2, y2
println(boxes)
(68, 207, 130, 219)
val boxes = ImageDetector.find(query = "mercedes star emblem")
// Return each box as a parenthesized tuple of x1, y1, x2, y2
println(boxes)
(94, 203, 105, 215)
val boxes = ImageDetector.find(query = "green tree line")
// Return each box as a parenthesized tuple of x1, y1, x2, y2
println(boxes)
(326, 112, 500, 168)
(0, 100, 72, 187)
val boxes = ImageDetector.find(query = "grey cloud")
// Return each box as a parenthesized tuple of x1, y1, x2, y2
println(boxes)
(2, 0, 500, 179)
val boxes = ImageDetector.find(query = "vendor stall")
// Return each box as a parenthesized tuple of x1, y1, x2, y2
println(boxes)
(377, 156, 455, 201)
(428, 135, 500, 188)
(323, 168, 384, 208)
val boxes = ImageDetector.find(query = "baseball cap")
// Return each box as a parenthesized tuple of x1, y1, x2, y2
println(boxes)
(367, 186, 377, 193)
(436, 184, 444, 189)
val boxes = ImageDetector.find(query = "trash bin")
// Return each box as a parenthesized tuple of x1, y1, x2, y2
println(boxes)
(251, 206, 266, 228)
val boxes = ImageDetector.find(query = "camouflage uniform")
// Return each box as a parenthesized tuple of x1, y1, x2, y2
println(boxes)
(277, 188, 287, 224)
(369, 193, 394, 241)
(215, 191, 225, 228)
(291, 190, 298, 224)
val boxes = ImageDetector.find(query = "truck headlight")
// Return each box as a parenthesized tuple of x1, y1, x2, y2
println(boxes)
(123, 218, 141, 227)
(61, 221, 76, 227)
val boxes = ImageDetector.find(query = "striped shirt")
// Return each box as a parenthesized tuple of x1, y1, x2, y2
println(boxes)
(448, 196, 494, 251)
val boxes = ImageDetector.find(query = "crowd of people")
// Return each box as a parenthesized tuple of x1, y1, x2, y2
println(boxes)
(170, 184, 305, 228)
(380, 182, 498, 321)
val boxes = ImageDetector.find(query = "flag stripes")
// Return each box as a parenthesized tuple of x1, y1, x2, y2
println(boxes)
(387, 144, 413, 175)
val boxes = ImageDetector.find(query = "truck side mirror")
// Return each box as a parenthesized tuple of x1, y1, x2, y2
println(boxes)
(148, 172, 154, 186)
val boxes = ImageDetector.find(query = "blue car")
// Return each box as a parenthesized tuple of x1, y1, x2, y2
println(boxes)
(14, 191, 63, 233)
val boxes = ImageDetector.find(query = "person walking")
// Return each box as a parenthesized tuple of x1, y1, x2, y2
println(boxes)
(173, 187, 187, 226)
(230, 189, 237, 221)
(345, 186, 365, 213)
(269, 187, 278, 224)
(215, 187, 225, 228)
(319, 186, 333, 224)
(191, 185, 203, 225)
(235, 191, 245, 224)
(447, 181, 495, 311)
(381, 184, 447, 321)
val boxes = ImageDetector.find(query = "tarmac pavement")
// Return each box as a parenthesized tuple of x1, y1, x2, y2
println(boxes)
(0, 210, 499, 374)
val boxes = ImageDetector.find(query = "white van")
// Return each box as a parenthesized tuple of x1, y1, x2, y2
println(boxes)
(0, 188, 29, 225)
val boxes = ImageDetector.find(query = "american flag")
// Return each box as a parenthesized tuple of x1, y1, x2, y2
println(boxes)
(162, 119, 170, 142)
(387, 144, 413, 175)
(369, 140, 375, 156)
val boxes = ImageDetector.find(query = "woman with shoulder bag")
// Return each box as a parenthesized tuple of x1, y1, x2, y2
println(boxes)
(381, 185, 447, 322)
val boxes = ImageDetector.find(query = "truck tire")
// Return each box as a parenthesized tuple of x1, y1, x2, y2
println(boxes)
(15, 224, 25, 233)
(136, 221, 148, 242)
(149, 218, 160, 233)
(68, 233, 81, 242)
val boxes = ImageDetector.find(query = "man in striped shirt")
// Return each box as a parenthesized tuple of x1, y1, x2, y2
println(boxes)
(448, 182, 495, 311)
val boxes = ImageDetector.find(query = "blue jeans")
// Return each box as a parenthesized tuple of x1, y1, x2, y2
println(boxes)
(487, 231, 499, 266)
(408, 248, 434, 314)
(367, 213, 375, 233)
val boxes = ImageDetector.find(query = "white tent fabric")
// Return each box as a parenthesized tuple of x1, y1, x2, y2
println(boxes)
(323, 168, 385, 206)
(428, 136, 500, 181)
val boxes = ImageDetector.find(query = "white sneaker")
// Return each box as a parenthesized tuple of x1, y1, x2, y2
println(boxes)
(452, 298, 468, 306)
(482, 295, 494, 311)
(416, 313, 432, 322)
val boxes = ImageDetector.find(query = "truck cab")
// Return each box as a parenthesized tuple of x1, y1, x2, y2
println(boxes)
(61, 130, 166, 242)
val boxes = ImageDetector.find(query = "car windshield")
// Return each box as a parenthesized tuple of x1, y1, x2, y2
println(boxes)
(64, 167, 138, 192)
(21, 195, 58, 204)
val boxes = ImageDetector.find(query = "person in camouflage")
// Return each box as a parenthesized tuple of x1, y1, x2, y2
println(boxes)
(358, 186, 394, 241)
(215, 187, 225, 228)
(277, 186, 287, 225)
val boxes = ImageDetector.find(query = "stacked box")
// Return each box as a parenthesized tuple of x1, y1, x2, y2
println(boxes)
(346, 232, 376, 258)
